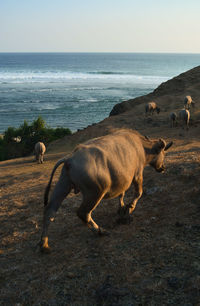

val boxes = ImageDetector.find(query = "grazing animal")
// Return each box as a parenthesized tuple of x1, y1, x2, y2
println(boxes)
(40, 129, 173, 253)
(179, 109, 190, 130)
(184, 96, 195, 110)
(145, 102, 160, 115)
(169, 112, 177, 128)
(34, 142, 46, 164)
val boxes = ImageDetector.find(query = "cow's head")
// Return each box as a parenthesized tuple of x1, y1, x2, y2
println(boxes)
(156, 107, 161, 114)
(150, 139, 173, 172)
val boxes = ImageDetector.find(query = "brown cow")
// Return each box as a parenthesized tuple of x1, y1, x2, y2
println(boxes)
(179, 109, 190, 130)
(184, 95, 195, 111)
(145, 102, 160, 115)
(40, 129, 173, 253)
(169, 112, 177, 128)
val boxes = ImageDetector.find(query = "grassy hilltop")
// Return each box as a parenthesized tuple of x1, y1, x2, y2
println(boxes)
(0, 66, 200, 305)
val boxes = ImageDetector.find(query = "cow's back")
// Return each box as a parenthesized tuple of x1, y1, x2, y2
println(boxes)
(149, 102, 157, 109)
(184, 96, 192, 104)
(67, 130, 146, 198)
(146, 102, 157, 112)
(179, 109, 190, 119)
(35, 142, 46, 154)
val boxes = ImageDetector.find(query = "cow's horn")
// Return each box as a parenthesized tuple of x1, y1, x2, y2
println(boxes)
(164, 141, 173, 151)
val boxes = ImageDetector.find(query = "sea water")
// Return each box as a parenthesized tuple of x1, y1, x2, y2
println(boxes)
(0, 52, 200, 133)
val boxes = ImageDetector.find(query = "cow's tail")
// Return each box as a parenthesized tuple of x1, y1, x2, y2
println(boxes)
(44, 158, 66, 207)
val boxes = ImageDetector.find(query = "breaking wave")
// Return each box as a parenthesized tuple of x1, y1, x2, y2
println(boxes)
(0, 70, 169, 84)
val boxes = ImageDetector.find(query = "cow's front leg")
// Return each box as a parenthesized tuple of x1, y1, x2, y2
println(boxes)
(128, 177, 143, 214)
(119, 176, 143, 224)
(117, 192, 129, 224)
(117, 192, 125, 215)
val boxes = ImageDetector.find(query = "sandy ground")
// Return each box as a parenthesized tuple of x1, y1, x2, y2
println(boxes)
(1, 67, 200, 305)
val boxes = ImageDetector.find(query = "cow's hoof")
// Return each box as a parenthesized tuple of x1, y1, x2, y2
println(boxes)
(40, 245, 51, 254)
(117, 215, 131, 225)
(98, 227, 110, 236)
(117, 206, 131, 224)
(40, 239, 51, 254)
(118, 206, 129, 216)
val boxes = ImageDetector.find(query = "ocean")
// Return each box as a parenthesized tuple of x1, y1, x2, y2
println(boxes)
(0, 52, 200, 133)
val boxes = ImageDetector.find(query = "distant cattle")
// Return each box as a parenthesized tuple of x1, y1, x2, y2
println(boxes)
(169, 112, 177, 128)
(184, 96, 195, 111)
(179, 109, 190, 130)
(34, 142, 46, 164)
(145, 102, 160, 115)
(40, 129, 173, 253)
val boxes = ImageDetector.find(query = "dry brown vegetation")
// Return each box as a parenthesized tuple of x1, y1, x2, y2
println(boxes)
(1, 66, 200, 305)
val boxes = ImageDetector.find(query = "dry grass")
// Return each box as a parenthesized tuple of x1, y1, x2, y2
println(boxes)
(1, 130, 200, 305)
(1, 68, 200, 305)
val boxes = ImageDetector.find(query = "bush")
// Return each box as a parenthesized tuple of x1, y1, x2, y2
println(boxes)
(4, 127, 17, 143)
(0, 117, 72, 161)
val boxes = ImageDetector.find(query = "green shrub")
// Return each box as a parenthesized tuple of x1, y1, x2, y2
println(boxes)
(0, 117, 72, 161)
(4, 127, 17, 143)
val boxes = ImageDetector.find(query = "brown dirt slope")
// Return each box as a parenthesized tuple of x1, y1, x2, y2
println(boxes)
(110, 65, 200, 116)
(0, 66, 200, 305)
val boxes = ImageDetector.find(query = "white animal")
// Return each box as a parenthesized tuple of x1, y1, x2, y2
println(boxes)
(34, 142, 46, 163)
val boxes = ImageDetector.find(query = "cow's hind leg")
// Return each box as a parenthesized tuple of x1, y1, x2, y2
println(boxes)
(38, 153, 43, 164)
(40, 167, 71, 253)
(77, 193, 109, 236)
(41, 154, 44, 164)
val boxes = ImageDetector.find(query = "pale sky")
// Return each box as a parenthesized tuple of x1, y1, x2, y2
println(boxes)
(1, 0, 200, 53)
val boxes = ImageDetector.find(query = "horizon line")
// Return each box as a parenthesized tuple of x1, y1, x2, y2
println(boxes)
(0, 51, 200, 55)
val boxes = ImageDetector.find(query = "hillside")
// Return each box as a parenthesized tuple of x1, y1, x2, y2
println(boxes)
(0, 66, 200, 305)
(110, 65, 200, 116)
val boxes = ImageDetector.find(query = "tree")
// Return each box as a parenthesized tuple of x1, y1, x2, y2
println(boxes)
(0, 117, 72, 161)
(32, 116, 46, 132)
(4, 127, 16, 143)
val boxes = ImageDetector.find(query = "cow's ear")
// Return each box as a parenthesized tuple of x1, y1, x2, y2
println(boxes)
(164, 141, 173, 151)
(152, 139, 166, 154)
(145, 135, 150, 141)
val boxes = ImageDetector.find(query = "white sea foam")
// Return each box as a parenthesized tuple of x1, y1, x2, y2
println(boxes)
(0, 71, 169, 84)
